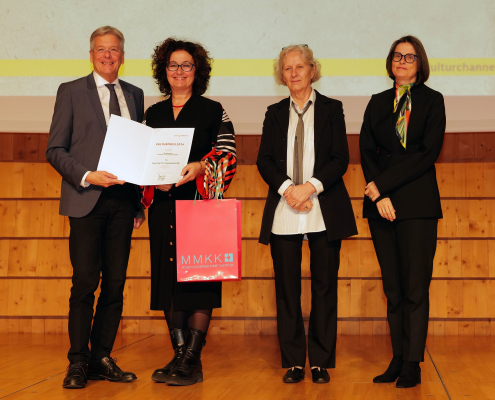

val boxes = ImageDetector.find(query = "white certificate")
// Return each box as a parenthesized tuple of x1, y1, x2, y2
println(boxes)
(97, 115, 194, 185)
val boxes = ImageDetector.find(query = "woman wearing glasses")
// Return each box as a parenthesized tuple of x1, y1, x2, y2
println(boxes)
(142, 38, 236, 386)
(257, 45, 357, 384)
(360, 36, 445, 388)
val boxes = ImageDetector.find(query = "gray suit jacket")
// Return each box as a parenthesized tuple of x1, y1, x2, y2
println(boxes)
(46, 73, 145, 218)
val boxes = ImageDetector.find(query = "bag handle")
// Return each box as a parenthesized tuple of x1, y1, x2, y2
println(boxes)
(194, 160, 222, 204)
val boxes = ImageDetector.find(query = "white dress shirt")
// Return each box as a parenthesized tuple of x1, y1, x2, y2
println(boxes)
(80, 71, 132, 187)
(271, 89, 326, 235)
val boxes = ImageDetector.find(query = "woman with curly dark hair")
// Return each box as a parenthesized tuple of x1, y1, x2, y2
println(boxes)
(141, 38, 236, 386)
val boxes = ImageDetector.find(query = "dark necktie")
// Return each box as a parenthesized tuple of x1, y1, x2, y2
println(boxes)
(292, 100, 312, 185)
(105, 84, 121, 119)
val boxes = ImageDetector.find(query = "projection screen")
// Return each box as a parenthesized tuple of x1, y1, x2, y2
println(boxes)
(1, 0, 495, 134)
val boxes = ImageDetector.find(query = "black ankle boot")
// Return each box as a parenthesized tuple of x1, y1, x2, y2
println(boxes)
(165, 328, 205, 386)
(373, 355, 403, 383)
(396, 361, 421, 388)
(151, 328, 185, 383)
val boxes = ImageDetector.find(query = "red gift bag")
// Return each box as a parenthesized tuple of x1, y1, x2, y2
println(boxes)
(176, 198, 242, 282)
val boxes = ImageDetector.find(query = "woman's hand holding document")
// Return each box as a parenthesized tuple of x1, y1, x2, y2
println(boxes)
(97, 115, 194, 185)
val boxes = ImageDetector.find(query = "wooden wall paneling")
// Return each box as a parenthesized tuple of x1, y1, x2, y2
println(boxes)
(458, 133, 476, 159)
(126, 240, 144, 277)
(38, 134, 49, 160)
(474, 133, 487, 159)
(437, 163, 455, 197)
(242, 240, 273, 277)
(0, 239, 9, 276)
(438, 133, 458, 161)
(241, 200, 264, 238)
(5, 132, 495, 163)
(13, 134, 41, 161)
(226, 165, 267, 198)
(484, 163, 495, 197)
(2, 162, 495, 201)
(453, 163, 467, 197)
(0, 134, 14, 161)
(465, 163, 484, 197)
(0, 280, 9, 316)
(237, 136, 261, 165)
(490, 240, 495, 278)
(3, 238, 495, 281)
(469, 199, 488, 237)
(347, 135, 361, 162)
(0, 200, 17, 236)
(484, 134, 495, 159)
(343, 164, 366, 197)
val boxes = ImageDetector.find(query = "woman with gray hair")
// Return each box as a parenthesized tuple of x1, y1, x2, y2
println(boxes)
(257, 45, 357, 384)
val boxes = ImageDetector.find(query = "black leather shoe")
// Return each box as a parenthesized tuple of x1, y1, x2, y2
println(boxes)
(283, 367, 305, 383)
(166, 328, 205, 386)
(62, 361, 87, 389)
(87, 357, 137, 382)
(311, 367, 330, 383)
(373, 355, 403, 383)
(152, 328, 185, 383)
(396, 361, 421, 388)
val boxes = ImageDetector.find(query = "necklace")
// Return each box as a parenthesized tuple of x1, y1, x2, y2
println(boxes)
(172, 104, 185, 108)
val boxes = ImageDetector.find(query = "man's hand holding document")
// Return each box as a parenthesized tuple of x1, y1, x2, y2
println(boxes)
(97, 115, 194, 185)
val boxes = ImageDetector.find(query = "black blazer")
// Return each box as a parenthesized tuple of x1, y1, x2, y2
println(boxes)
(257, 90, 358, 245)
(46, 73, 144, 218)
(360, 83, 446, 220)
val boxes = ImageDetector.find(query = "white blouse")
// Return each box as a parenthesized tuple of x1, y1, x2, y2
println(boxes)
(271, 89, 326, 235)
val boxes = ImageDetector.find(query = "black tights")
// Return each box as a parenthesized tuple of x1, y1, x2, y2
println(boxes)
(164, 302, 212, 335)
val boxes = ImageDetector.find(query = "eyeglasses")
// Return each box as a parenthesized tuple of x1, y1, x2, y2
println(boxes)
(391, 52, 417, 63)
(92, 48, 122, 55)
(166, 62, 195, 72)
(282, 44, 308, 50)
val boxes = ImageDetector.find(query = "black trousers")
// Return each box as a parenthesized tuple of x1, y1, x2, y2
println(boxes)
(368, 218, 438, 362)
(270, 231, 341, 368)
(67, 190, 135, 363)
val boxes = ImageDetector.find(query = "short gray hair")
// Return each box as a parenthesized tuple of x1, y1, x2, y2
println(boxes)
(90, 26, 125, 51)
(273, 45, 321, 86)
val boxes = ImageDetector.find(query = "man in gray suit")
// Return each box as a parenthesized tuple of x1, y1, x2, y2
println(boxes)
(46, 26, 145, 389)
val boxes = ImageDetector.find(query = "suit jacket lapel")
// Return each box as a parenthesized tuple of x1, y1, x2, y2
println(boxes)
(314, 90, 329, 151)
(274, 98, 290, 138)
(86, 73, 107, 133)
(120, 81, 137, 122)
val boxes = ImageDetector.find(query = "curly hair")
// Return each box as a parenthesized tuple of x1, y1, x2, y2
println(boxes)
(151, 38, 212, 96)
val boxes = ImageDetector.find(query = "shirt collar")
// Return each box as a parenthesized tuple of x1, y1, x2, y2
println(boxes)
(289, 88, 315, 111)
(93, 71, 120, 89)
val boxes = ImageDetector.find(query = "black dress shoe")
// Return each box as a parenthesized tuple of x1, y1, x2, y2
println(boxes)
(87, 357, 137, 382)
(283, 367, 305, 383)
(311, 367, 330, 383)
(396, 361, 421, 388)
(152, 328, 185, 383)
(373, 355, 403, 383)
(63, 361, 87, 389)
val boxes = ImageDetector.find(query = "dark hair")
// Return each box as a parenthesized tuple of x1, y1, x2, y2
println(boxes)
(386, 35, 430, 84)
(151, 38, 212, 96)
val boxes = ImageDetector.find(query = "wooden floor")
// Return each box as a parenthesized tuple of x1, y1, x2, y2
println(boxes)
(0, 334, 493, 400)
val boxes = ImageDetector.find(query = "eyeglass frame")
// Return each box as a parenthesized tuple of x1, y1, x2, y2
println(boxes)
(282, 44, 309, 50)
(166, 62, 196, 72)
(91, 48, 122, 55)
(391, 52, 418, 64)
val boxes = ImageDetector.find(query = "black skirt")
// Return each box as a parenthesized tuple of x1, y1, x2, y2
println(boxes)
(148, 188, 222, 311)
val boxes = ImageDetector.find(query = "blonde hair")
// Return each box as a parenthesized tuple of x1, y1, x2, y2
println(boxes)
(90, 26, 125, 51)
(273, 45, 322, 86)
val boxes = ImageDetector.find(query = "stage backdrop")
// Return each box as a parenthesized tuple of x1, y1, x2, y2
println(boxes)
(1, 0, 495, 133)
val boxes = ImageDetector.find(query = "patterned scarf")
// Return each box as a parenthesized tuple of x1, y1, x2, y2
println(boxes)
(394, 82, 414, 148)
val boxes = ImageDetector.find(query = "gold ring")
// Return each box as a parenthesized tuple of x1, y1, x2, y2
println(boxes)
(304, 206, 308, 210)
